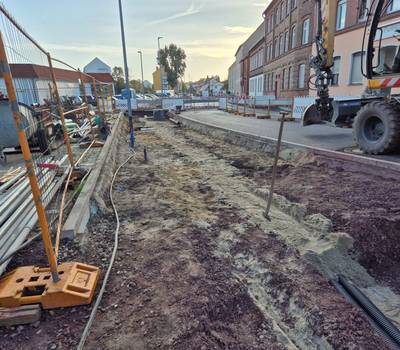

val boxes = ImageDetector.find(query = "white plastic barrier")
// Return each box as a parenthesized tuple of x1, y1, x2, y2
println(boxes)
(162, 98, 184, 110)
(292, 95, 358, 120)
(219, 98, 227, 109)
(115, 98, 138, 111)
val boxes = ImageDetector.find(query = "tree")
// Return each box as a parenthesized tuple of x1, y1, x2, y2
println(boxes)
(129, 79, 142, 92)
(157, 44, 187, 90)
(112, 66, 125, 94)
(222, 79, 228, 92)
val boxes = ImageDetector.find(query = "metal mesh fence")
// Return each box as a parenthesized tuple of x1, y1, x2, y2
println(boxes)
(0, 4, 114, 276)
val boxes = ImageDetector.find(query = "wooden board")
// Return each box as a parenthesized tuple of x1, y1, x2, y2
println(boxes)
(0, 304, 41, 326)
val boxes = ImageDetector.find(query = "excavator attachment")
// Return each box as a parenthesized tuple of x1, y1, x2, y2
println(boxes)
(0, 262, 99, 309)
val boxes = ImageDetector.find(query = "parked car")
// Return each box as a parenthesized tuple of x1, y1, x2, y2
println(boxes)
(80, 95, 97, 106)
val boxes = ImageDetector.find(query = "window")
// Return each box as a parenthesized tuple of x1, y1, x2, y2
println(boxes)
(298, 63, 306, 88)
(387, 0, 400, 13)
(291, 25, 297, 49)
(282, 68, 286, 90)
(358, 0, 370, 20)
(286, 0, 290, 15)
(280, 2, 284, 20)
(284, 31, 289, 52)
(291, 0, 297, 9)
(336, 0, 347, 30)
(350, 52, 365, 84)
(331, 56, 341, 85)
(288, 66, 292, 89)
(302, 19, 310, 45)
(275, 39, 279, 58)
(375, 45, 397, 74)
(280, 35, 284, 55)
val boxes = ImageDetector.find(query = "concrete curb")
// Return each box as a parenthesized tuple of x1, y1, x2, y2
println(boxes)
(62, 113, 124, 239)
(175, 113, 400, 173)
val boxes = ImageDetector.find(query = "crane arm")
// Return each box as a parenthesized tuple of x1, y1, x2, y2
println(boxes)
(309, 0, 338, 123)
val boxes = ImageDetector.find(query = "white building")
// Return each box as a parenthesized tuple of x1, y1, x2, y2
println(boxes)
(84, 57, 112, 74)
(228, 44, 244, 96)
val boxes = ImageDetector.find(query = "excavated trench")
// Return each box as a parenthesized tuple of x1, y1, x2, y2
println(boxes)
(1, 119, 399, 349)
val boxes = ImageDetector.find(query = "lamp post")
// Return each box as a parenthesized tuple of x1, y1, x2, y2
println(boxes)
(157, 36, 163, 94)
(138, 50, 144, 94)
(118, 0, 134, 147)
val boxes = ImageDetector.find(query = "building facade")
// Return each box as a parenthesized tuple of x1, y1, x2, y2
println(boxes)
(228, 44, 243, 96)
(152, 66, 169, 93)
(0, 64, 107, 105)
(263, 0, 315, 98)
(311, 0, 400, 97)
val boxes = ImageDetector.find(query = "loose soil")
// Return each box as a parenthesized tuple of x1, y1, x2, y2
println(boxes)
(0, 120, 395, 349)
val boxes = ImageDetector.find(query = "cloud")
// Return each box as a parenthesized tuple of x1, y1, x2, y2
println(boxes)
(224, 26, 255, 35)
(252, 2, 266, 7)
(149, 1, 203, 25)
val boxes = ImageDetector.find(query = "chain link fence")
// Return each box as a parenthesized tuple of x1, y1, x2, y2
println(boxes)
(0, 4, 113, 277)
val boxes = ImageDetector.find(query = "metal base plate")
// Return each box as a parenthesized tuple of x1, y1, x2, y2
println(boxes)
(0, 262, 99, 309)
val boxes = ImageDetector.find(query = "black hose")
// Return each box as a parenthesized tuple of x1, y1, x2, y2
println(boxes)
(338, 275, 400, 348)
(331, 279, 400, 350)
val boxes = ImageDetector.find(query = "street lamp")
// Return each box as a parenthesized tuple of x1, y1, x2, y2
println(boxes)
(138, 51, 144, 94)
(157, 36, 163, 94)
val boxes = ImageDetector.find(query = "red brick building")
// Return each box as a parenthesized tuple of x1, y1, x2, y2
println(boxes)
(263, 0, 315, 98)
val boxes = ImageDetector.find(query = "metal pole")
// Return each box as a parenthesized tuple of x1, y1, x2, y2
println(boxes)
(91, 77, 101, 116)
(158, 36, 163, 95)
(264, 111, 286, 220)
(118, 0, 134, 148)
(78, 70, 95, 140)
(138, 51, 144, 94)
(47, 53, 75, 166)
(0, 32, 60, 282)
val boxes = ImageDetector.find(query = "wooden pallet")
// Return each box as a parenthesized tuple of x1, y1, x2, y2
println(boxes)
(257, 115, 271, 120)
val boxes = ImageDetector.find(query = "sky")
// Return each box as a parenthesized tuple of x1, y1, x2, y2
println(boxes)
(2, 0, 269, 82)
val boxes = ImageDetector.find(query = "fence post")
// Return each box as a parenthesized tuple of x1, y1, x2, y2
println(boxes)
(78, 70, 95, 139)
(108, 83, 113, 113)
(268, 98, 271, 118)
(291, 96, 295, 120)
(0, 33, 60, 282)
(47, 53, 75, 166)
(91, 77, 102, 119)
(100, 85, 107, 116)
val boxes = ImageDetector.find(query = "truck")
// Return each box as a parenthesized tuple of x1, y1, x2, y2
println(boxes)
(304, 0, 400, 155)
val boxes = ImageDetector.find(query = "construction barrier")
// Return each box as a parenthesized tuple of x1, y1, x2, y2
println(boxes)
(0, 4, 108, 306)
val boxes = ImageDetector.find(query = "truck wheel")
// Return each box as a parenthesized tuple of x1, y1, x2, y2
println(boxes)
(353, 101, 400, 154)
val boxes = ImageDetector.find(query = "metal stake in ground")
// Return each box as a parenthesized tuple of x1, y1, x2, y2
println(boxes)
(264, 111, 287, 220)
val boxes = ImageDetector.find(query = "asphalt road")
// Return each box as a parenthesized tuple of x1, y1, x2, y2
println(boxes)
(182, 110, 355, 151)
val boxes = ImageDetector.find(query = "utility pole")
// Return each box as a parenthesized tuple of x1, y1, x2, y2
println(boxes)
(118, 0, 134, 148)
(138, 50, 144, 94)
(157, 36, 163, 95)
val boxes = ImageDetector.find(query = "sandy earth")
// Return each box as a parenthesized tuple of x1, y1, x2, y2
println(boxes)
(0, 120, 397, 349)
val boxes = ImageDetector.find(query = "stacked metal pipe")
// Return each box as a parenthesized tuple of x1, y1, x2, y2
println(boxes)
(0, 156, 68, 275)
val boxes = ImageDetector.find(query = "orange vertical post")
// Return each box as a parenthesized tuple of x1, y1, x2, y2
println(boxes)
(78, 71, 95, 139)
(47, 53, 74, 166)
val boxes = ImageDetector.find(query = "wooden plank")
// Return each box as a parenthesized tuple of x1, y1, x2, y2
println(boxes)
(0, 304, 41, 326)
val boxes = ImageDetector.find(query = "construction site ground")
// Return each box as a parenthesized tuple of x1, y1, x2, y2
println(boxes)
(1, 118, 400, 349)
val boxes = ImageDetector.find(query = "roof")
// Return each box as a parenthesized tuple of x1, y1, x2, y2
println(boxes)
(10, 64, 113, 83)
(87, 73, 114, 83)
(233, 22, 265, 61)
